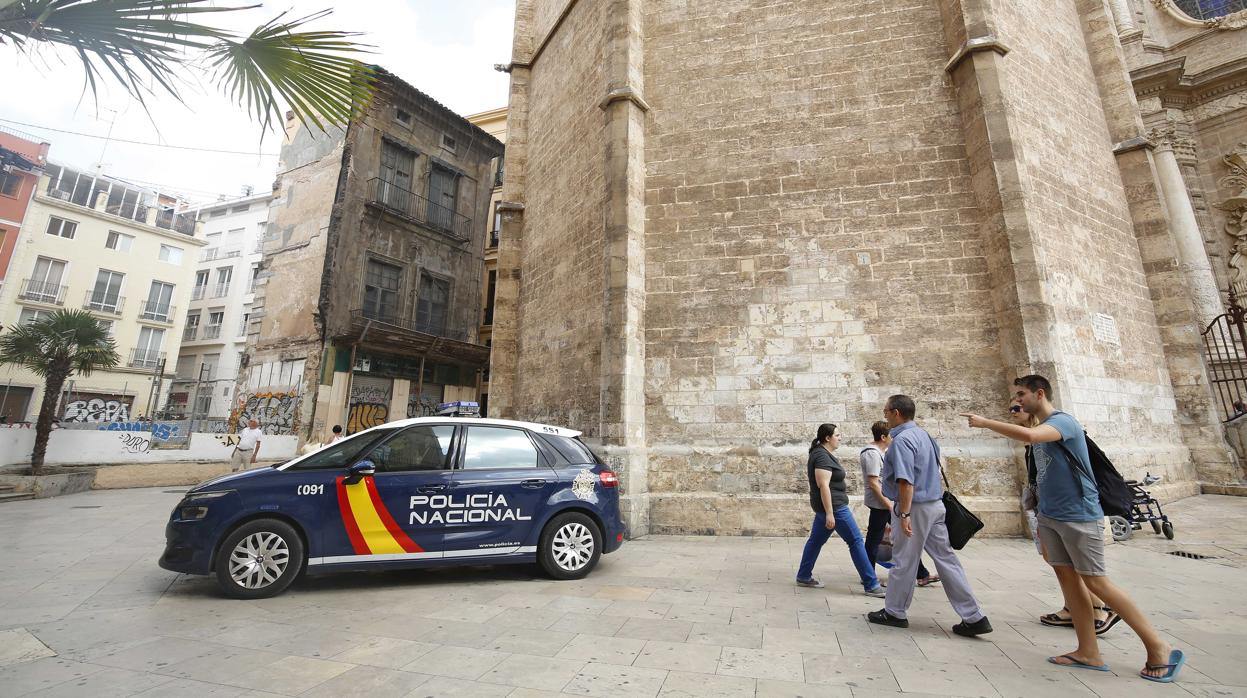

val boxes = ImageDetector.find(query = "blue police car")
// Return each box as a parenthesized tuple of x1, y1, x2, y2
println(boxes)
(159, 417, 625, 598)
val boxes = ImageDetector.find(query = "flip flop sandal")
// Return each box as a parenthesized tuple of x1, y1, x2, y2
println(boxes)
(1040, 607, 1074, 627)
(1095, 607, 1123, 636)
(916, 576, 941, 587)
(1140, 649, 1186, 683)
(1048, 654, 1110, 672)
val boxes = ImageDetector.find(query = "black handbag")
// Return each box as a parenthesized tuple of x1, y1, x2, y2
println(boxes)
(929, 436, 984, 549)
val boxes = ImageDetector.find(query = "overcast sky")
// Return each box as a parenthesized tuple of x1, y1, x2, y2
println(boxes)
(1, 1, 515, 203)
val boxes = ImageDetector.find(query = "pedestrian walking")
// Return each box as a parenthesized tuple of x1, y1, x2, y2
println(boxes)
(962, 375, 1184, 682)
(796, 423, 886, 597)
(1011, 400, 1118, 633)
(230, 418, 264, 472)
(860, 420, 939, 587)
(329, 424, 345, 444)
(867, 394, 991, 636)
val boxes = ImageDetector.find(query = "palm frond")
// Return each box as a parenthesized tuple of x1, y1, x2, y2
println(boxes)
(204, 10, 374, 134)
(0, 309, 120, 379)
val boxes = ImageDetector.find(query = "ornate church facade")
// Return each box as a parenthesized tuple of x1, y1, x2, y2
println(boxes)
(489, 0, 1247, 536)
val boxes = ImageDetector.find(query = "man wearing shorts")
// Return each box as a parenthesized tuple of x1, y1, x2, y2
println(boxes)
(962, 375, 1184, 682)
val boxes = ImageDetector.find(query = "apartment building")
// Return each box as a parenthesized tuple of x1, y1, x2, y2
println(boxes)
(0, 126, 50, 287)
(167, 191, 272, 421)
(0, 164, 203, 423)
(465, 107, 506, 418)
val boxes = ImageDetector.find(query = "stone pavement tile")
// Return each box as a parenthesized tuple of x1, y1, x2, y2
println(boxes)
(1184, 653, 1247, 687)
(403, 619, 503, 649)
(1070, 670, 1199, 698)
(657, 669, 755, 697)
(834, 631, 924, 660)
(770, 593, 846, 612)
(687, 622, 763, 649)
(616, 618, 694, 643)
(478, 653, 584, 691)
(218, 655, 354, 694)
(151, 642, 283, 680)
(539, 581, 600, 598)
(648, 589, 710, 606)
(549, 612, 627, 636)
(422, 603, 505, 624)
(400, 675, 514, 697)
(299, 665, 432, 698)
(562, 662, 669, 698)
(729, 607, 799, 628)
(762, 626, 842, 655)
(702, 592, 766, 609)
(555, 633, 647, 665)
(1180, 684, 1247, 697)
(0, 656, 104, 697)
(912, 636, 1018, 668)
(486, 629, 576, 657)
(488, 607, 567, 631)
(211, 619, 364, 658)
(127, 677, 253, 697)
(802, 653, 900, 692)
(977, 665, 1100, 698)
(328, 636, 440, 669)
(633, 640, 722, 674)
(756, 679, 854, 697)
(408, 645, 509, 681)
(593, 586, 656, 601)
(505, 689, 567, 698)
(72, 636, 224, 673)
(602, 600, 673, 620)
(663, 603, 732, 624)
(0, 606, 80, 629)
(491, 592, 557, 610)
(0, 628, 56, 667)
(887, 658, 1000, 698)
(544, 596, 615, 615)
(716, 646, 804, 682)
(22, 666, 175, 698)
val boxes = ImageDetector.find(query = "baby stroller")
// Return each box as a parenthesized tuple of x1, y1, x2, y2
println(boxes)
(1108, 473, 1174, 541)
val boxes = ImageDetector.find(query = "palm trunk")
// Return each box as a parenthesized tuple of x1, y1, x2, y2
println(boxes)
(30, 370, 70, 476)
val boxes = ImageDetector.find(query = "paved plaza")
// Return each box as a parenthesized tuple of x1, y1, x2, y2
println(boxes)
(0, 488, 1244, 697)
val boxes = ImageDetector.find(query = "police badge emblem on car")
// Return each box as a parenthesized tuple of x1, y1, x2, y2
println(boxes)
(572, 469, 597, 501)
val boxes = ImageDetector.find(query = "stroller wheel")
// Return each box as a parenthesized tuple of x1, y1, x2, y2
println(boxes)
(1151, 519, 1162, 534)
(1162, 521, 1174, 540)
(1109, 516, 1133, 542)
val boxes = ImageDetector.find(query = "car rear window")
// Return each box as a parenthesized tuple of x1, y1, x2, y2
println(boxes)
(543, 435, 602, 466)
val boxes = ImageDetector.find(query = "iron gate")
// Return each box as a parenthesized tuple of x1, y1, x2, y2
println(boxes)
(1202, 291, 1247, 423)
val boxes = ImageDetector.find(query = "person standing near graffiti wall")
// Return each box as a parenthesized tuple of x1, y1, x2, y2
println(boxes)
(230, 419, 264, 472)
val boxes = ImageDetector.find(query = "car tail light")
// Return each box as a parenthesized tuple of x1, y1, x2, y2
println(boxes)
(599, 470, 619, 487)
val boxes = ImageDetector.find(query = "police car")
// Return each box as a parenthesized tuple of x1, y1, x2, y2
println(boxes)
(159, 416, 625, 598)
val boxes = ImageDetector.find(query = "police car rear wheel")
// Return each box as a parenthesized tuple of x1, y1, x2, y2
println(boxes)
(215, 519, 304, 599)
(539, 513, 601, 580)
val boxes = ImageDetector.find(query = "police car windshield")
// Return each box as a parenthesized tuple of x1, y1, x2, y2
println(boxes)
(290, 429, 397, 470)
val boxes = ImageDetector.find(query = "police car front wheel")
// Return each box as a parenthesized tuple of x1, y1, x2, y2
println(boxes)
(539, 512, 602, 580)
(214, 519, 305, 599)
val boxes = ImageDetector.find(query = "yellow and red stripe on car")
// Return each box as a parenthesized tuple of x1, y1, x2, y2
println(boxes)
(335, 476, 423, 555)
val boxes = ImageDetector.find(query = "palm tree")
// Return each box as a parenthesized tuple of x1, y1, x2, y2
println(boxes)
(0, 309, 120, 475)
(0, 1, 374, 134)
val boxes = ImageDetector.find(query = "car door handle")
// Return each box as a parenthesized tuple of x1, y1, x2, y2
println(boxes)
(416, 484, 448, 494)
(521, 479, 546, 489)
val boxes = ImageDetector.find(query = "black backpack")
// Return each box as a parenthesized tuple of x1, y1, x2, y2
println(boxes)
(1058, 432, 1133, 518)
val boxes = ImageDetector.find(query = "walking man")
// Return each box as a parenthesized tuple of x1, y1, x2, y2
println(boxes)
(867, 394, 992, 636)
(861, 420, 939, 586)
(961, 375, 1184, 682)
(230, 418, 264, 472)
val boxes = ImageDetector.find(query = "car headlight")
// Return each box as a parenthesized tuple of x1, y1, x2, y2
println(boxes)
(178, 490, 232, 520)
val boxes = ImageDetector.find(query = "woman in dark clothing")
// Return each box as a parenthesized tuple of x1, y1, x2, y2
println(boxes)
(796, 423, 885, 596)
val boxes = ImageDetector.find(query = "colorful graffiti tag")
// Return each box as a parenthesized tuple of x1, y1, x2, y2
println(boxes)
(346, 379, 391, 434)
(98, 422, 180, 441)
(229, 391, 299, 435)
(64, 398, 132, 423)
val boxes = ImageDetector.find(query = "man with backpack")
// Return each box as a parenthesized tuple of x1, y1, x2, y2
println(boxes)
(961, 375, 1185, 683)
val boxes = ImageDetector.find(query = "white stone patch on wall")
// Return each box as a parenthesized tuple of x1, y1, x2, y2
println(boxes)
(1092, 313, 1121, 346)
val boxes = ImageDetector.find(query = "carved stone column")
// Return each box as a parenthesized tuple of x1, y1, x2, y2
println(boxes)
(1216, 144, 1247, 301)
(1149, 123, 1225, 329)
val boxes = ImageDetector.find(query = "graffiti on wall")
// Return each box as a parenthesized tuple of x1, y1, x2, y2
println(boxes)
(64, 397, 133, 423)
(97, 422, 180, 441)
(347, 378, 391, 434)
(230, 391, 299, 435)
(215, 434, 241, 447)
(118, 432, 152, 454)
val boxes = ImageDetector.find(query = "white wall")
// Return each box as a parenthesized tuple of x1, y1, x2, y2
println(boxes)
(0, 428, 297, 467)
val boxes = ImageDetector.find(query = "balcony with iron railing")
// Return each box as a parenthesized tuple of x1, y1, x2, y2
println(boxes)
(202, 324, 223, 340)
(350, 307, 469, 342)
(139, 301, 175, 323)
(366, 178, 472, 240)
(82, 291, 125, 316)
(482, 305, 494, 327)
(183, 325, 199, 341)
(18, 279, 68, 305)
(211, 283, 231, 298)
(200, 248, 242, 262)
(43, 178, 197, 236)
(191, 285, 207, 301)
(488, 228, 499, 249)
(128, 349, 165, 369)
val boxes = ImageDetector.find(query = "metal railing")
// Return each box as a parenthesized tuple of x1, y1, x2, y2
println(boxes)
(366, 177, 472, 240)
(182, 325, 199, 341)
(202, 325, 222, 339)
(191, 286, 207, 300)
(18, 279, 67, 305)
(83, 291, 125, 315)
(350, 308, 468, 341)
(488, 228, 499, 248)
(139, 301, 175, 323)
(211, 283, 231, 298)
(128, 349, 165, 369)
(154, 209, 197, 236)
(200, 248, 242, 262)
(482, 305, 494, 326)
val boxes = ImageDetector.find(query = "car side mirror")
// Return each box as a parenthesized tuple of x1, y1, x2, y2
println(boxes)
(344, 460, 376, 485)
